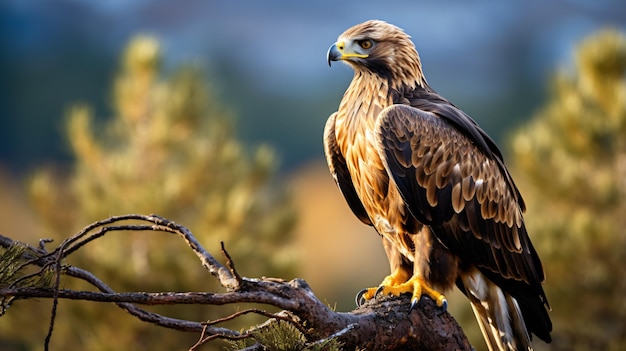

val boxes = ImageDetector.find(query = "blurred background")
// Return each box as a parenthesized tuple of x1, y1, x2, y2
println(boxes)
(1, 1, 625, 350)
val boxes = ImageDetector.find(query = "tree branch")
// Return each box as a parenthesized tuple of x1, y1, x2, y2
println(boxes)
(0, 215, 472, 350)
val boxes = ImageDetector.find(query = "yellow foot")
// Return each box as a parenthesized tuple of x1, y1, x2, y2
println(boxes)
(356, 274, 447, 311)
(356, 268, 410, 305)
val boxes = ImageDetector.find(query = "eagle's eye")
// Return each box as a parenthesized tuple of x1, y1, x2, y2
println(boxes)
(357, 39, 373, 50)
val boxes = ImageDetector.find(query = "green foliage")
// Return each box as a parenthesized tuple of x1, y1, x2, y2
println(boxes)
(0, 243, 54, 293)
(1, 36, 297, 350)
(226, 320, 343, 351)
(0, 242, 57, 326)
(509, 29, 626, 350)
(0, 244, 29, 289)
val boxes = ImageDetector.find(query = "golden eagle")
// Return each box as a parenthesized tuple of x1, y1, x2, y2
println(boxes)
(324, 20, 551, 351)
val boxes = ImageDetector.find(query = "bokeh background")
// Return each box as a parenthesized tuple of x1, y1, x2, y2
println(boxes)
(1, 1, 625, 350)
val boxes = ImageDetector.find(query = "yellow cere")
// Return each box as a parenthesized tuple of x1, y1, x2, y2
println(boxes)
(336, 41, 369, 59)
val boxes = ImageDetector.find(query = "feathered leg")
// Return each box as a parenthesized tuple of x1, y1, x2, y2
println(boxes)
(356, 236, 412, 305)
(357, 228, 447, 309)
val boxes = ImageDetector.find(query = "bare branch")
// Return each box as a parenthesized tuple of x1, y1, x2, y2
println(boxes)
(148, 214, 240, 290)
(0, 216, 473, 350)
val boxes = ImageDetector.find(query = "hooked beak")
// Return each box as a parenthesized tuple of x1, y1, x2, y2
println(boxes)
(327, 43, 342, 66)
(327, 41, 369, 67)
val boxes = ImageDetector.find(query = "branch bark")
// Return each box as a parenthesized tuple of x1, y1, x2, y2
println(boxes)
(0, 214, 472, 350)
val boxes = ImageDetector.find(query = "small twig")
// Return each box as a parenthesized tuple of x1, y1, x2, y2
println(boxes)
(43, 247, 64, 351)
(308, 323, 357, 348)
(190, 331, 250, 351)
(203, 308, 307, 335)
(190, 324, 211, 351)
(220, 241, 242, 291)
(203, 308, 274, 326)
(38, 238, 53, 251)
(54, 215, 142, 259)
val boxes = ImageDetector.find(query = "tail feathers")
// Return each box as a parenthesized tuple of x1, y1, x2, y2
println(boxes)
(461, 271, 533, 351)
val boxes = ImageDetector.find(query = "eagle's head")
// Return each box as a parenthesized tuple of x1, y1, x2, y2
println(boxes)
(327, 20, 426, 89)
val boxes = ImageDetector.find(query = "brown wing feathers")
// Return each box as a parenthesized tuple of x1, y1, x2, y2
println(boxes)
(405, 88, 527, 213)
(324, 112, 373, 226)
(375, 104, 550, 336)
(376, 103, 551, 341)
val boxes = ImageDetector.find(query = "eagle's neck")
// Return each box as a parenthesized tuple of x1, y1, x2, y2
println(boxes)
(390, 59, 426, 92)
(336, 71, 393, 141)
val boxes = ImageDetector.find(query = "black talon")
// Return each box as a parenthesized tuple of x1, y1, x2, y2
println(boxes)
(440, 299, 448, 312)
(355, 289, 368, 307)
(375, 285, 385, 297)
(411, 296, 448, 314)
(409, 297, 420, 312)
